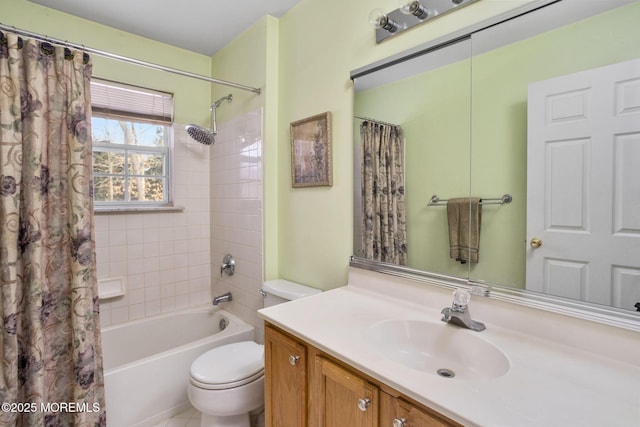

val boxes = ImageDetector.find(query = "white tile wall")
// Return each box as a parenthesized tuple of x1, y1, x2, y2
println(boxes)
(210, 108, 264, 333)
(96, 125, 212, 327)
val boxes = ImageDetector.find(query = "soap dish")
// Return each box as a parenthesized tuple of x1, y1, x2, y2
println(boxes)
(98, 277, 126, 299)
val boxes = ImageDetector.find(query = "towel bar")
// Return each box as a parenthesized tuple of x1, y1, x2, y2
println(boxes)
(427, 194, 512, 206)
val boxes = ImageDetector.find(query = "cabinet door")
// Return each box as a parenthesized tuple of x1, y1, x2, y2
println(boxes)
(264, 325, 308, 427)
(380, 392, 458, 427)
(317, 356, 379, 427)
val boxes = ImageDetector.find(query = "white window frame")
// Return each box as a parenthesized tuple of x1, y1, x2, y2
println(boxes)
(91, 79, 176, 212)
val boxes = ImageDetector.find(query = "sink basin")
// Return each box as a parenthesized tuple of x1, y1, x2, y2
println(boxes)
(365, 319, 510, 380)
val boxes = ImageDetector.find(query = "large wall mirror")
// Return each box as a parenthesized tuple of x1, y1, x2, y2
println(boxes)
(351, 0, 640, 329)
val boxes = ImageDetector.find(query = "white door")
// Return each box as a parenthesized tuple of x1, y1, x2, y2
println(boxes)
(526, 58, 640, 311)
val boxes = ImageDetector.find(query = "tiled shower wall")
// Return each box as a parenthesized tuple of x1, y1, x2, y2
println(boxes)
(210, 108, 264, 335)
(96, 125, 212, 327)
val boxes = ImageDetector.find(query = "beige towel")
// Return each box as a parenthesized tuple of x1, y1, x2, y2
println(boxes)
(447, 197, 482, 264)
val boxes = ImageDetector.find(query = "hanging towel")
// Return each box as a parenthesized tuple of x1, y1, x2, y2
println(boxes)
(447, 197, 482, 264)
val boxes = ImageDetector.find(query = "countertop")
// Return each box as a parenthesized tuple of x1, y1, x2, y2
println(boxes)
(257, 269, 640, 427)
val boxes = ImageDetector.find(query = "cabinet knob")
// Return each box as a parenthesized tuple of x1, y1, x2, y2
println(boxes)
(393, 419, 407, 427)
(288, 355, 300, 365)
(357, 398, 371, 412)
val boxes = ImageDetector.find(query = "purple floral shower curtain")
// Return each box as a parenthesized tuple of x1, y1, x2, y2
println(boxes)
(0, 32, 106, 426)
(360, 121, 407, 265)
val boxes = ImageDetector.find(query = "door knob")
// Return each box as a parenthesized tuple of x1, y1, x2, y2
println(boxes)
(530, 237, 542, 248)
(393, 418, 407, 427)
(357, 398, 371, 412)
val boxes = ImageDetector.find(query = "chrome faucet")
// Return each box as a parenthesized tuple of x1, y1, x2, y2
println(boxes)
(212, 292, 232, 306)
(441, 289, 485, 332)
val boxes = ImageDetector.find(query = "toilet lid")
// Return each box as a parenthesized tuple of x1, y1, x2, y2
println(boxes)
(190, 341, 264, 389)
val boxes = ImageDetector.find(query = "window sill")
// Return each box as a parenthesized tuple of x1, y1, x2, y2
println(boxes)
(95, 205, 185, 215)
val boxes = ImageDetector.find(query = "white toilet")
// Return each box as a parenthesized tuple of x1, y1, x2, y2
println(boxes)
(188, 280, 321, 427)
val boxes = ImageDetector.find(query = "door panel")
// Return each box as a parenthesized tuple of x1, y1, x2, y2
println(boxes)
(527, 58, 640, 310)
(318, 357, 378, 427)
(264, 326, 307, 427)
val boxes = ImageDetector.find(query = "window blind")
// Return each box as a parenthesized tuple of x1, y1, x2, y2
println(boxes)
(91, 78, 174, 124)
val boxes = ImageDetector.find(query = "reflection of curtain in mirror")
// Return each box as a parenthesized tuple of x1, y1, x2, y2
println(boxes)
(360, 121, 407, 265)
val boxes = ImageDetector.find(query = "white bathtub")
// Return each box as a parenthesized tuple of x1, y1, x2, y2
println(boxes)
(102, 306, 254, 427)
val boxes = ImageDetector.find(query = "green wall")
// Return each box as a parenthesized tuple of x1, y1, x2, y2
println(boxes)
(2, 0, 212, 125)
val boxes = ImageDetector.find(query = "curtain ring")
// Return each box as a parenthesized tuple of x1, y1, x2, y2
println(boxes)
(81, 45, 90, 64)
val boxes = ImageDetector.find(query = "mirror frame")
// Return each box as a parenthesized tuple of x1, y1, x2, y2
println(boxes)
(350, 0, 640, 333)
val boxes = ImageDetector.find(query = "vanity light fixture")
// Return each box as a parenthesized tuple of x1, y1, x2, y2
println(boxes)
(372, 0, 479, 43)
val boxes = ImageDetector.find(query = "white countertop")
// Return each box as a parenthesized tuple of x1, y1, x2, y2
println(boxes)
(257, 269, 640, 427)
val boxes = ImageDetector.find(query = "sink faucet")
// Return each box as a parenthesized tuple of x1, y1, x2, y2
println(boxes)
(212, 292, 232, 306)
(441, 289, 486, 332)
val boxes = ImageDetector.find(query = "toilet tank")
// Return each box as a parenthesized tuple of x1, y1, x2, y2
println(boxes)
(261, 279, 322, 308)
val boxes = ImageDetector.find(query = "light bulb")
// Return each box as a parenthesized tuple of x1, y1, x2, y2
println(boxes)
(368, 8, 386, 29)
(368, 8, 400, 33)
(398, 1, 430, 20)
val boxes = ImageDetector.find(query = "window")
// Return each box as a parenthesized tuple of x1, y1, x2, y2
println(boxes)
(91, 79, 174, 210)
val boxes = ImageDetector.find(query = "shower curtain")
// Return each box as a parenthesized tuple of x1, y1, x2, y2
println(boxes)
(360, 121, 408, 265)
(0, 32, 106, 426)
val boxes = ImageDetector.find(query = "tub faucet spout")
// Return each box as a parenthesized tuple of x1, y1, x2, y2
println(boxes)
(212, 292, 232, 306)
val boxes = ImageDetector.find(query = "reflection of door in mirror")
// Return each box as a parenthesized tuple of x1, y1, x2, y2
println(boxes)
(526, 58, 640, 311)
(468, 1, 640, 304)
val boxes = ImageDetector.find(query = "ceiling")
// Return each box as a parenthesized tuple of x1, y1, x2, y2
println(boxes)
(28, 0, 303, 56)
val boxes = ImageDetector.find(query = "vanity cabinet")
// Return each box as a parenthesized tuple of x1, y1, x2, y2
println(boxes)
(264, 323, 460, 427)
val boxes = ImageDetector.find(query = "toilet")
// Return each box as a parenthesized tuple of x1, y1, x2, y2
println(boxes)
(188, 280, 321, 427)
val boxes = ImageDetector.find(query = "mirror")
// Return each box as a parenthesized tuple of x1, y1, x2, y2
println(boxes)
(352, 0, 640, 323)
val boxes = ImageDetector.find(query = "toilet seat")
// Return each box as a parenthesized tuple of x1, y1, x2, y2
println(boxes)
(190, 341, 264, 391)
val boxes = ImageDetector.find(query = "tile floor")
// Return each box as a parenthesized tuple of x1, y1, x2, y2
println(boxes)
(150, 405, 264, 427)
(150, 406, 200, 427)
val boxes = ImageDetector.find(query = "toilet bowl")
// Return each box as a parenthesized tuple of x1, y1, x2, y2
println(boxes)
(188, 280, 321, 426)
(188, 341, 264, 427)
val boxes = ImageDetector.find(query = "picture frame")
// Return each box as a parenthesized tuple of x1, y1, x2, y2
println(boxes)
(290, 112, 332, 188)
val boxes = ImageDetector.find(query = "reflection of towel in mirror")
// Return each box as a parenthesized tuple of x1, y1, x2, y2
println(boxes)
(447, 198, 482, 264)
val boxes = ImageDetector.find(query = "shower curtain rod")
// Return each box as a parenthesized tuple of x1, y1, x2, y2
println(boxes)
(355, 115, 399, 127)
(0, 23, 262, 95)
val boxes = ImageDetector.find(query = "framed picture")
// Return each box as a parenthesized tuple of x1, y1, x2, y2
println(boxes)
(290, 112, 332, 188)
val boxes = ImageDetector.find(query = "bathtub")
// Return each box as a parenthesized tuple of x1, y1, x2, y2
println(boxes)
(102, 306, 255, 427)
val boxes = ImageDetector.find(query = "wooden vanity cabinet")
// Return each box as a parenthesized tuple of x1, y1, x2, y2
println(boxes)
(264, 323, 461, 427)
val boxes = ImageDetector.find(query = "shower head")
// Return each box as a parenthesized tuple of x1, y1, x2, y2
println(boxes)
(185, 94, 233, 145)
(185, 124, 215, 145)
